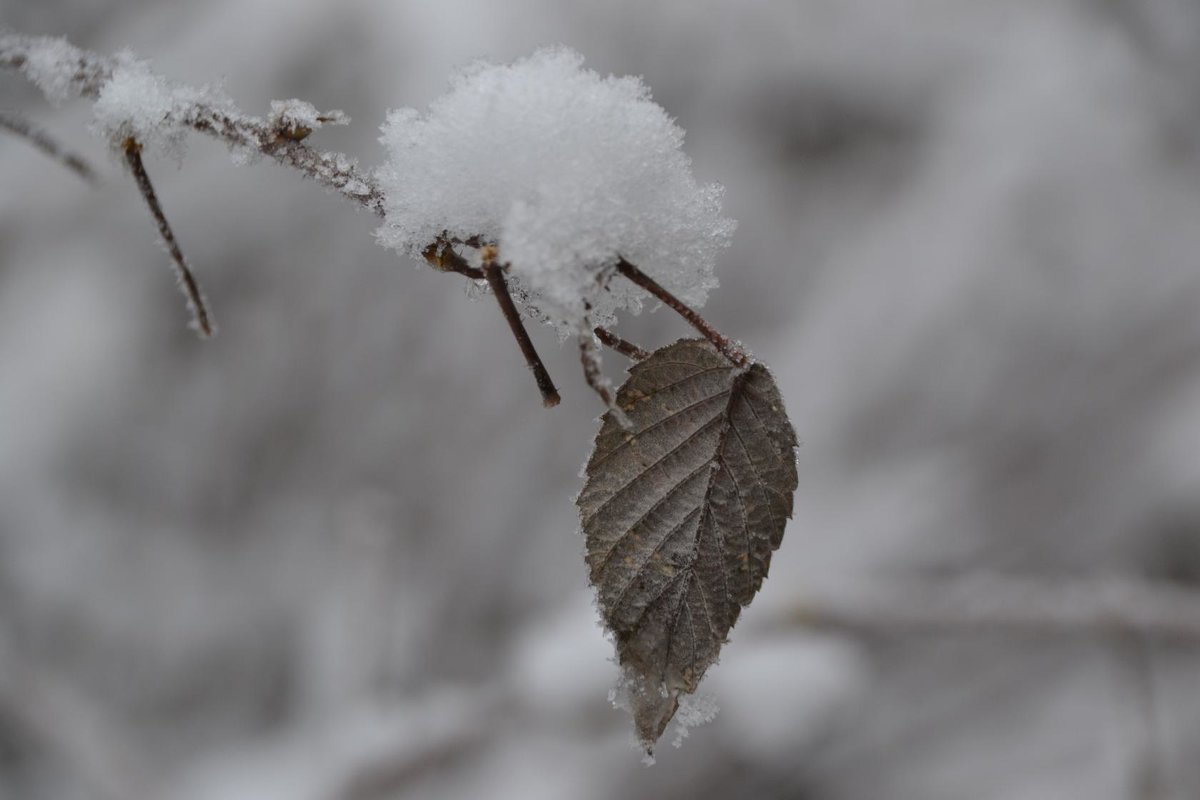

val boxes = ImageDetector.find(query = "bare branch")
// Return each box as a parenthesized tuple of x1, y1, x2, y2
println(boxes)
(594, 326, 649, 361)
(123, 138, 214, 338)
(0, 33, 386, 215)
(615, 258, 748, 367)
(0, 110, 97, 183)
(483, 257, 560, 408)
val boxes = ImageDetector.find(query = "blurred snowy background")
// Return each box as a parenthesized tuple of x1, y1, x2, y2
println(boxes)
(4, 0, 1200, 798)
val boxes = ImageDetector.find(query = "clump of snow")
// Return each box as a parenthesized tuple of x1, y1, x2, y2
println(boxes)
(341, 178, 371, 197)
(92, 51, 234, 158)
(374, 46, 735, 333)
(19, 36, 84, 104)
(267, 99, 349, 134)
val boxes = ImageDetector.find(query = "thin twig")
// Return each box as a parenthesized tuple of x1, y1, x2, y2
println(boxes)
(594, 326, 649, 361)
(123, 138, 214, 338)
(578, 332, 633, 427)
(615, 258, 747, 367)
(483, 258, 560, 408)
(578, 334, 613, 407)
(0, 110, 97, 183)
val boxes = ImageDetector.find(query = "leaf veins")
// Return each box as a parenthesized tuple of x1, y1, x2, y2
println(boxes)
(577, 338, 798, 752)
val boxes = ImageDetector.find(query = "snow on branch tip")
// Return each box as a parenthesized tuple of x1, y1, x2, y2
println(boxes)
(373, 47, 735, 335)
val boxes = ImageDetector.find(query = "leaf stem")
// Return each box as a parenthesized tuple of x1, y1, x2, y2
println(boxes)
(593, 327, 649, 361)
(483, 259, 560, 408)
(615, 258, 747, 367)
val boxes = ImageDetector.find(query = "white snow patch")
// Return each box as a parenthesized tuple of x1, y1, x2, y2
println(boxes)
(91, 51, 235, 158)
(374, 46, 734, 334)
(19, 36, 84, 104)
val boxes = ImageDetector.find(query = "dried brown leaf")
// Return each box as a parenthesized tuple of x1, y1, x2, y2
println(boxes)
(578, 338, 798, 752)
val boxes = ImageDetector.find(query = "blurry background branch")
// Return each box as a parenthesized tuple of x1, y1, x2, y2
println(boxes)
(0, 109, 95, 182)
(769, 575, 1200, 642)
(0, 630, 162, 800)
(9, 571, 1193, 800)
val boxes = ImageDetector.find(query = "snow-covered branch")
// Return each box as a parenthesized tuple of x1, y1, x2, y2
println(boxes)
(2, 33, 747, 408)
(0, 32, 384, 215)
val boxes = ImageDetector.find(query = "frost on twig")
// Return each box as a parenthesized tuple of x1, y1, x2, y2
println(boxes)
(0, 110, 96, 183)
(267, 98, 349, 141)
(1, 32, 386, 337)
(577, 329, 631, 428)
(122, 138, 214, 337)
(0, 33, 386, 213)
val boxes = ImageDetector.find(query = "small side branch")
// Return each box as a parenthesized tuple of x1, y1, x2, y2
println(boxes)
(123, 138, 214, 338)
(615, 258, 747, 367)
(422, 236, 485, 280)
(0, 110, 97, 183)
(578, 334, 612, 406)
(594, 327, 649, 361)
(578, 332, 633, 427)
(483, 259, 560, 408)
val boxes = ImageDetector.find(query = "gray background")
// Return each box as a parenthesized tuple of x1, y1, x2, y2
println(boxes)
(3, 0, 1200, 798)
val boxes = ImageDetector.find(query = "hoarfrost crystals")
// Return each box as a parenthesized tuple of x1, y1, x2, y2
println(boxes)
(670, 693, 719, 748)
(609, 665, 718, 759)
(267, 99, 349, 134)
(20, 37, 83, 104)
(92, 51, 234, 158)
(374, 47, 734, 333)
(94, 54, 174, 141)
